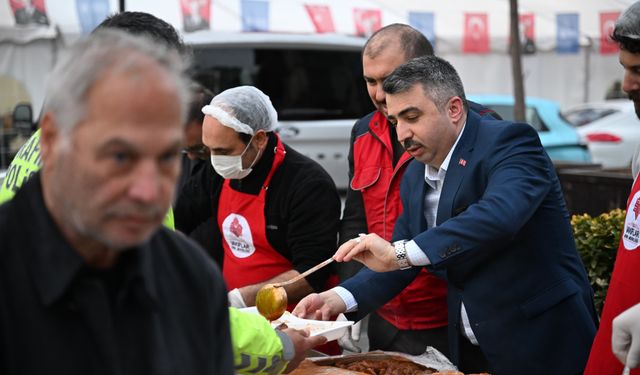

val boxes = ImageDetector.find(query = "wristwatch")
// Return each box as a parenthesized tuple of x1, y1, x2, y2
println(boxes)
(393, 240, 412, 270)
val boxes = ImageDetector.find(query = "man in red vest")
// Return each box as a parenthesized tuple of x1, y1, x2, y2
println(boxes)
(585, 3, 640, 373)
(338, 23, 497, 361)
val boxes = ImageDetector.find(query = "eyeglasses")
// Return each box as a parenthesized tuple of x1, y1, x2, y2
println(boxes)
(182, 144, 210, 159)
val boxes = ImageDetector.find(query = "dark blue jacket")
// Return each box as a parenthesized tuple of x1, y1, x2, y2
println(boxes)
(342, 110, 597, 375)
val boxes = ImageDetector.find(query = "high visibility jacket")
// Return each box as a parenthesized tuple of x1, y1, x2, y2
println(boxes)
(230, 308, 292, 375)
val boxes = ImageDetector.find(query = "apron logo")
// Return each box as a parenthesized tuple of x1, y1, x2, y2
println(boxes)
(230, 217, 243, 237)
(623, 190, 640, 251)
(222, 214, 256, 258)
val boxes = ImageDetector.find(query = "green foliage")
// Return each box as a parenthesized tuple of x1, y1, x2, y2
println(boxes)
(572, 209, 626, 314)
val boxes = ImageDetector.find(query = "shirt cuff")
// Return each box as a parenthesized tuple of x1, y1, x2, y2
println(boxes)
(275, 330, 295, 361)
(406, 240, 431, 266)
(332, 286, 358, 313)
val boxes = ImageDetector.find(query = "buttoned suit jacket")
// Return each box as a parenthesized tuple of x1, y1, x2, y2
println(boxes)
(342, 110, 598, 375)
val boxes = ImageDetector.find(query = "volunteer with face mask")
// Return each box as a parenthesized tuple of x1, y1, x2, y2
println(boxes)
(174, 86, 341, 310)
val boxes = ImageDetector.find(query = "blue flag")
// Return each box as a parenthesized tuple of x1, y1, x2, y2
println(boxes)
(408, 12, 436, 49)
(557, 13, 580, 54)
(241, 0, 269, 32)
(76, 0, 110, 35)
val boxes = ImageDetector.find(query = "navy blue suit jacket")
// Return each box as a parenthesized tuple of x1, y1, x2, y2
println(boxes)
(342, 110, 597, 374)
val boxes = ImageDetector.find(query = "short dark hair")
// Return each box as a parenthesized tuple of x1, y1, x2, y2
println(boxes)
(95, 11, 186, 55)
(363, 23, 434, 60)
(187, 82, 214, 125)
(383, 56, 467, 113)
(612, 2, 640, 53)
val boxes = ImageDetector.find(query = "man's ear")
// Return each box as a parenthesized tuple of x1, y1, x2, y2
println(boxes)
(447, 97, 465, 123)
(39, 112, 59, 163)
(254, 130, 269, 150)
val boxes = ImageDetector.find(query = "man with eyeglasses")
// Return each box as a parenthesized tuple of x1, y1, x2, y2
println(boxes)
(177, 82, 214, 191)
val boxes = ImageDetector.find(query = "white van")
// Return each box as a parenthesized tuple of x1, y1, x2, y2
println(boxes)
(184, 32, 372, 190)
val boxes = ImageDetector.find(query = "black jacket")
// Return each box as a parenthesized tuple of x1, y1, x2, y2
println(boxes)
(0, 174, 233, 374)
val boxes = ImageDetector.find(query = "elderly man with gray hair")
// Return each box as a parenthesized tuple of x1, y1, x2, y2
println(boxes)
(0, 29, 234, 373)
(175, 86, 341, 317)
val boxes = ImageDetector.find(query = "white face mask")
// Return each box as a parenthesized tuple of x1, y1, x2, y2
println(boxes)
(210, 136, 261, 180)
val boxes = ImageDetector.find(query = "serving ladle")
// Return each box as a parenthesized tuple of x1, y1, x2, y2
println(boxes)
(255, 257, 335, 321)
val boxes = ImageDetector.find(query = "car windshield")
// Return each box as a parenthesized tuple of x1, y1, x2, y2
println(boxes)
(481, 104, 548, 132)
(192, 47, 372, 121)
(562, 108, 619, 127)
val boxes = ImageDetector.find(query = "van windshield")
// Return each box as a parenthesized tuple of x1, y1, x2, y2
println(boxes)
(192, 47, 372, 121)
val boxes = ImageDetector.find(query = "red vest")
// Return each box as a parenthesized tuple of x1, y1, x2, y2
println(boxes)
(584, 175, 640, 374)
(218, 137, 290, 291)
(351, 111, 448, 330)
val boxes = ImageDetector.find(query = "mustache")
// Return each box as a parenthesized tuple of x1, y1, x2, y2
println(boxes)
(403, 139, 422, 150)
(629, 91, 640, 102)
(104, 203, 166, 221)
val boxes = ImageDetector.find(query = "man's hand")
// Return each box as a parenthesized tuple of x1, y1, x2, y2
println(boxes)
(282, 328, 327, 373)
(292, 290, 347, 321)
(613, 302, 640, 368)
(333, 233, 398, 272)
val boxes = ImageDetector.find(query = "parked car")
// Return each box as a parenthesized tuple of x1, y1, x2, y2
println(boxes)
(563, 99, 640, 169)
(184, 31, 372, 190)
(467, 95, 591, 162)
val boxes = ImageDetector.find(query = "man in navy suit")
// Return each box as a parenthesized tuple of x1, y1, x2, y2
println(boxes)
(293, 56, 598, 374)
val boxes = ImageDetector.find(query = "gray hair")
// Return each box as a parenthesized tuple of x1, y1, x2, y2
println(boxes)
(382, 56, 467, 113)
(43, 28, 191, 135)
(613, 2, 640, 53)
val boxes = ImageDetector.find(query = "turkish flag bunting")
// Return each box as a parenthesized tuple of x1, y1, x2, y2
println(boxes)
(305, 4, 335, 33)
(520, 13, 535, 41)
(600, 12, 620, 54)
(353, 8, 381, 37)
(463, 13, 489, 53)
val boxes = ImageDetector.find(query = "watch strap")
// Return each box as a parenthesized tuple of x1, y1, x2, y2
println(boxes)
(393, 240, 411, 270)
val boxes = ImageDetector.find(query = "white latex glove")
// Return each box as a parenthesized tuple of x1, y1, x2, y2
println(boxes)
(337, 315, 362, 353)
(613, 302, 640, 368)
(228, 288, 247, 308)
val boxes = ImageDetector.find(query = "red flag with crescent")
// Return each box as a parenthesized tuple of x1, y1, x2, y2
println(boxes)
(600, 12, 620, 54)
(463, 13, 489, 53)
(305, 4, 335, 33)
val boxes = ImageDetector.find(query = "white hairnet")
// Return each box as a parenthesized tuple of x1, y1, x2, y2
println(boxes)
(201, 86, 278, 135)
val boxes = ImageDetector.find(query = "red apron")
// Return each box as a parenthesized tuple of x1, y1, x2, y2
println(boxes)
(585, 175, 640, 374)
(218, 137, 290, 291)
(218, 136, 341, 354)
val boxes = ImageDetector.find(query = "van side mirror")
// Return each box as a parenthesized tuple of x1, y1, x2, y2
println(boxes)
(12, 103, 33, 134)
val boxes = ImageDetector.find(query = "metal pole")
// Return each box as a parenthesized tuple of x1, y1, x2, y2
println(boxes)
(510, 0, 526, 122)
(119, 0, 125, 12)
(583, 36, 592, 103)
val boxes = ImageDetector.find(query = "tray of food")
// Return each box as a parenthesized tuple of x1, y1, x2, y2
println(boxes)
(239, 306, 354, 341)
(290, 352, 436, 374)
(288, 350, 490, 375)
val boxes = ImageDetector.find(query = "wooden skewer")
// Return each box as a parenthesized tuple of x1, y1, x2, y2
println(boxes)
(272, 257, 335, 288)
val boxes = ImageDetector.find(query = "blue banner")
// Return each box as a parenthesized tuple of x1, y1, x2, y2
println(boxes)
(557, 13, 580, 54)
(76, 0, 110, 35)
(241, 0, 269, 32)
(408, 11, 436, 49)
